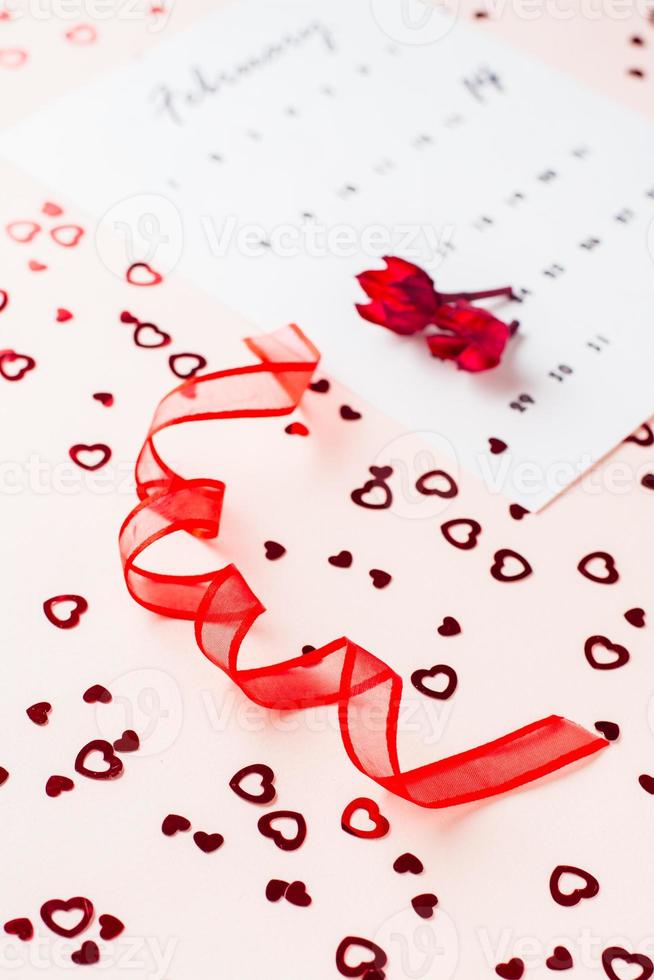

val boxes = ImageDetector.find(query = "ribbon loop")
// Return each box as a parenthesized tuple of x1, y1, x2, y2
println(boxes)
(120, 325, 607, 808)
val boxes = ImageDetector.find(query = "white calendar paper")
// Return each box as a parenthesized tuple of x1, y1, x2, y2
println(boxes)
(4, 0, 654, 509)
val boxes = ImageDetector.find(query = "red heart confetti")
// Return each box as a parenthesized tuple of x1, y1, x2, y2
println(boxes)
(546, 946, 574, 971)
(64, 23, 97, 44)
(496, 958, 524, 979)
(369, 569, 391, 589)
(169, 352, 207, 379)
(285, 881, 312, 907)
(577, 551, 619, 584)
(26, 701, 51, 725)
(411, 665, 458, 701)
(3, 918, 33, 941)
(336, 937, 387, 978)
(193, 831, 224, 853)
(82, 684, 112, 704)
(490, 549, 533, 582)
(549, 864, 600, 906)
(284, 421, 309, 436)
(0, 349, 36, 381)
(264, 540, 286, 560)
(416, 469, 458, 499)
(329, 550, 353, 569)
(43, 594, 88, 629)
(45, 775, 74, 798)
(71, 940, 100, 965)
(341, 798, 390, 840)
(437, 616, 461, 637)
(257, 811, 307, 852)
(594, 721, 620, 741)
(624, 607, 646, 627)
(93, 392, 114, 407)
(69, 443, 112, 471)
(6, 220, 40, 243)
(74, 739, 124, 780)
(393, 853, 424, 875)
(584, 635, 630, 671)
(40, 897, 93, 938)
(161, 814, 191, 836)
(411, 893, 438, 918)
(98, 914, 124, 941)
(113, 730, 140, 753)
(601, 947, 653, 980)
(126, 262, 163, 286)
(50, 224, 84, 248)
(56, 308, 73, 322)
(441, 518, 482, 550)
(229, 764, 277, 804)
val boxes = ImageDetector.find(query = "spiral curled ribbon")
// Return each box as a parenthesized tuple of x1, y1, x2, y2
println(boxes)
(120, 324, 607, 808)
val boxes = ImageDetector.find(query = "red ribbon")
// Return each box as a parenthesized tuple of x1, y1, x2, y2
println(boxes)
(120, 324, 607, 808)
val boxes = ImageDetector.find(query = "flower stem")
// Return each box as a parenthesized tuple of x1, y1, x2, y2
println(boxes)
(437, 286, 517, 303)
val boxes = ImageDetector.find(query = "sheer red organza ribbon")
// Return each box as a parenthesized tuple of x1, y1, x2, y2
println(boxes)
(119, 324, 607, 808)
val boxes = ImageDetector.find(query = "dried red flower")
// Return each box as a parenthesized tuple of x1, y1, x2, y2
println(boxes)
(427, 302, 515, 373)
(356, 256, 517, 373)
(356, 256, 439, 335)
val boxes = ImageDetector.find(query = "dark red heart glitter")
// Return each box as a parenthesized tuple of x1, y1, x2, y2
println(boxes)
(26, 701, 51, 725)
(546, 946, 573, 971)
(98, 914, 124, 941)
(45, 775, 74, 798)
(441, 518, 482, 550)
(625, 607, 646, 628)
(229, 764, 276, 804)
(416, 469, 458, 499)
(69, 443, 112, 472)
(369, 569, 391, 589)
(284, 422, 309, 436)
(71, 940, 100, 965)
(584, 636, 630, 671)
(601, 947, 653, 980)
(113, 730, 140, 753)
(40, 897, 94, 938)
(161, 814, 191, 836)
(549, 865, 600, 906)
(336, 937, 387, 978)
(4, 918, 33, 941)
(82, 684, 112, 704)
(393, 853, 424, 875)
(437, 617, 461, 637)
(411, 665, 458, 701)
(577, 551, 619, 584)
(411, 893, 438, 918)
(264, 541, 286, 560)
(341, 798, 390, 839)
(285, 881, 312, 907)
(74, 739, 123, 780)
(43, 594, 88, 629)
(495, 958, 525, 979)
(258, 811, 307, 851)
(329, 550, 353, 569)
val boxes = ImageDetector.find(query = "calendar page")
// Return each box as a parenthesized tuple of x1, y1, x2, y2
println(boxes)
(3, 0, 654, 510)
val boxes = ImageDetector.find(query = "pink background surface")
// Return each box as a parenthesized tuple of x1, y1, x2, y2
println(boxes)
(1, 4, 654, 978)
